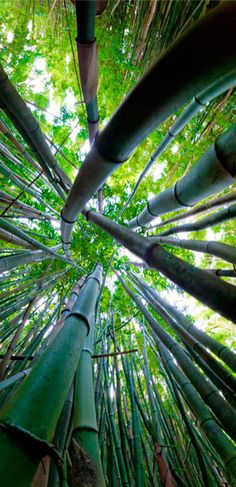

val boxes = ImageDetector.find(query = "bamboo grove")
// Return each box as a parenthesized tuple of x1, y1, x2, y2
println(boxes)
(0, 1, 235, 486)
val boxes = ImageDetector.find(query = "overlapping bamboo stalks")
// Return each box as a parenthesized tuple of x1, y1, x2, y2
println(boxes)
(0, 2, 235, 486)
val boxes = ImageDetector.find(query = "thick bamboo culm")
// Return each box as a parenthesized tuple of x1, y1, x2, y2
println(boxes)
(0, 265, 102, 487)
(128, 125, 236, 229)
(83, 209, 236, 323)
(61, 2, 236, 251)
(122, 75, 236, 214)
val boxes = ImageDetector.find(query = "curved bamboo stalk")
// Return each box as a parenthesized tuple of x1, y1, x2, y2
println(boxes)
(61, 2, 236, 251)
(121, 76, 236, 215)
(151, 190, 236, 230)
(128, 125, 236, 229)
(149, 236, 236, 265)
(160, 202, 236, 236)
(83, 210, 236, 323)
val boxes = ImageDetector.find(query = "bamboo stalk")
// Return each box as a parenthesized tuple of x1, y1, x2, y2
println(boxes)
(0, 266, 102, 486)
(151, 190, 236, 230)
(130, 271, 236, 371)
(149, 236, 236, 265)
(129, 125, 236, 229)
(84, 210, 236, 323)
(61, 2, 236, 251)
(160, 202, 236, 236)
(0, 65, 71, 194)
(118, 275, 236, 442)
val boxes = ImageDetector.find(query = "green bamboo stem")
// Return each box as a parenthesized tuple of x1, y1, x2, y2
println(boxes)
(118, 275, 236, 442)
(149, 236, 236, 265)
(61, 2, 236, 250)
(155, 339, 236, 482)
(130, 271, 236, 371)
(0, 118, 43, 174)
(142, 329, 176, 486)
(0, 249, 51, 273)
(129, 125, 236, 229)
(122, 355, 143, 487)
(150, 343, 220, 487)
(134, 281, 236, 403)
(122, 75, 236, 213)
(71, 264, 105, 486)
(104, 361, 129, 486)
(0, 64, 71, 194)
(0, 159, 58, 214)
(151, 190, 236, 230)
(0, 266, 101, 486)
(84, 210, 236, 323)
(0, 368, 31, 392)
(49, 276, 85, 341)
(0, 218, 79, 268)
(161, 202, 236, 236)
(0, 227, 33, 249)
(0, 295, 39, 380)
(47, 386, 74, 487)
(0, 190, 57, 220)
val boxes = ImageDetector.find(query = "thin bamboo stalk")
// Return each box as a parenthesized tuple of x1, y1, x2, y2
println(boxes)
(149, 236, 236, 265)
(160, 202, 236, 236)
(131, 271, 236, 372)
(0, 64, 71, 193)
(151, 190, 236, 230)
(119, 276, 236, 442)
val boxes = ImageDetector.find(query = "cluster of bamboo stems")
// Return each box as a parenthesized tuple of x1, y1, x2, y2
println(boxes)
(0, 1, 235, 486)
